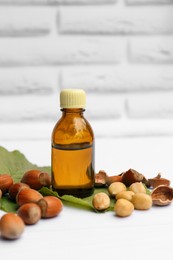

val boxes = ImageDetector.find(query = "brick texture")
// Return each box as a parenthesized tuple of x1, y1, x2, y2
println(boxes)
(0, 93, 123, 122)
(86, 93, 124, 119)
(61, 66, 173, 92)
(0, 68, 58, 94)
(0, 37, 123, 66)
(0, 96, 58, 121)
(129, 38, 173, 63)
(126, 92, 173, 118)
(59, 6, 173, 34)
(126, 0, 173, 5)
(0, 0, 116, 5)
(0, 8, 52, 36)
(0, 1, 173, 138)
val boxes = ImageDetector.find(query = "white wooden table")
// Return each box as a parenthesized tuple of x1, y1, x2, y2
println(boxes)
(0, 136, 173, 260)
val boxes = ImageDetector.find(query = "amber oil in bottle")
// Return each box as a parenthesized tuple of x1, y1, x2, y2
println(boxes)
(51, 89, 95, 198)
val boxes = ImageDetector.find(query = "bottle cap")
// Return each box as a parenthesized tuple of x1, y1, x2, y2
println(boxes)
(60, 89, 86, 109)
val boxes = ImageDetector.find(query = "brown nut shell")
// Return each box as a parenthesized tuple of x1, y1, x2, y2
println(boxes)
(95, 170, 107, 187)
(16, 188, 43, 206)
(21, 169, 51, 190)
(95, 171, 123, 187)
(151, 185, 173, 206)
(17, 203, 41, 225)
(0, 174, 13, 194)
(9, 182, 30, 201)
(148, 173, 170, 189)
(38, 196, 63, 218)
(0, 213, 25, 240)
(106, 175, 123, 186)
(122, 169, 144, 187)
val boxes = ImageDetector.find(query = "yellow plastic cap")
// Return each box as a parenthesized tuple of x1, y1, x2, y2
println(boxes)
(60, 89, 86, 109)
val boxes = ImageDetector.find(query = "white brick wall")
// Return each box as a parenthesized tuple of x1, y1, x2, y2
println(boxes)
(126, 0, 173, 5)
(0, 0, 117, 4)
(130, 38, 173, 63)
(0, 0, 173, 140)
(0, 8, 52, 36)
(0, 37, 123, 65)
(59, 6, 173, 34)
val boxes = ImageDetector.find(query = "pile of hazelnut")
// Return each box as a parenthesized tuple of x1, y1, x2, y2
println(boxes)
(93, 169, 173, 216)
(0, 168, 173, 240)
(0, 170, 63, 240)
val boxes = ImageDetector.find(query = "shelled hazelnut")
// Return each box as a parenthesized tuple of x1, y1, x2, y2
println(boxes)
(92, 192, 110, 211)
(114, 199, 134, 217)
(116, 191, 135, 202)
(129, 182, 146, 194)
(108, 182, 126, 197)
(132, 193, 152, 210)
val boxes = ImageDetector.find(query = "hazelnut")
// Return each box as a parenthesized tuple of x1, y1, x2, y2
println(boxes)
(129, 182, 146, 194)
(151, 185, 173, 206)
(116, 190, 135, 202)
(38, 196, 63, 218)
(0, 213, 25, 240)
(132, 193, 152, 210)
(92, 192, 110, 211)
(108, 182, 126, 197)
(0, 174, 13, 194)
(114, 199, 134, 217)
(17, 203, 41, 225)
(16, 188, 43, 206)
(21, 169, 51, 190)
(9, 182, 30, 201)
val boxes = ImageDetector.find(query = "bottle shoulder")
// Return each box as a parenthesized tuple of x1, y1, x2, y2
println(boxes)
(52, 115, 94, 145)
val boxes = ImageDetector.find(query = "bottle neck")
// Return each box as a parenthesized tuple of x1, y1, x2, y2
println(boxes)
(61, 108, 85, 116)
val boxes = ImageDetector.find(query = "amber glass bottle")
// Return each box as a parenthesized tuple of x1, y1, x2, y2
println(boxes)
(51, 89, 95, 198)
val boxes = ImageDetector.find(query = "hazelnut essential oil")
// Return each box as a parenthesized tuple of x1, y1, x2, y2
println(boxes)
(51, 89, 95, 198)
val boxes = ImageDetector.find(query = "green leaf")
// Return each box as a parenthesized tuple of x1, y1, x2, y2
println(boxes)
(0, 195, 18, 213)
(39, 186, 115, 212)
(0, 146, 50, 182)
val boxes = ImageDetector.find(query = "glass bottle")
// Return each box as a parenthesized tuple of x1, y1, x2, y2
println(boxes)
(51, 89, 95, 198)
